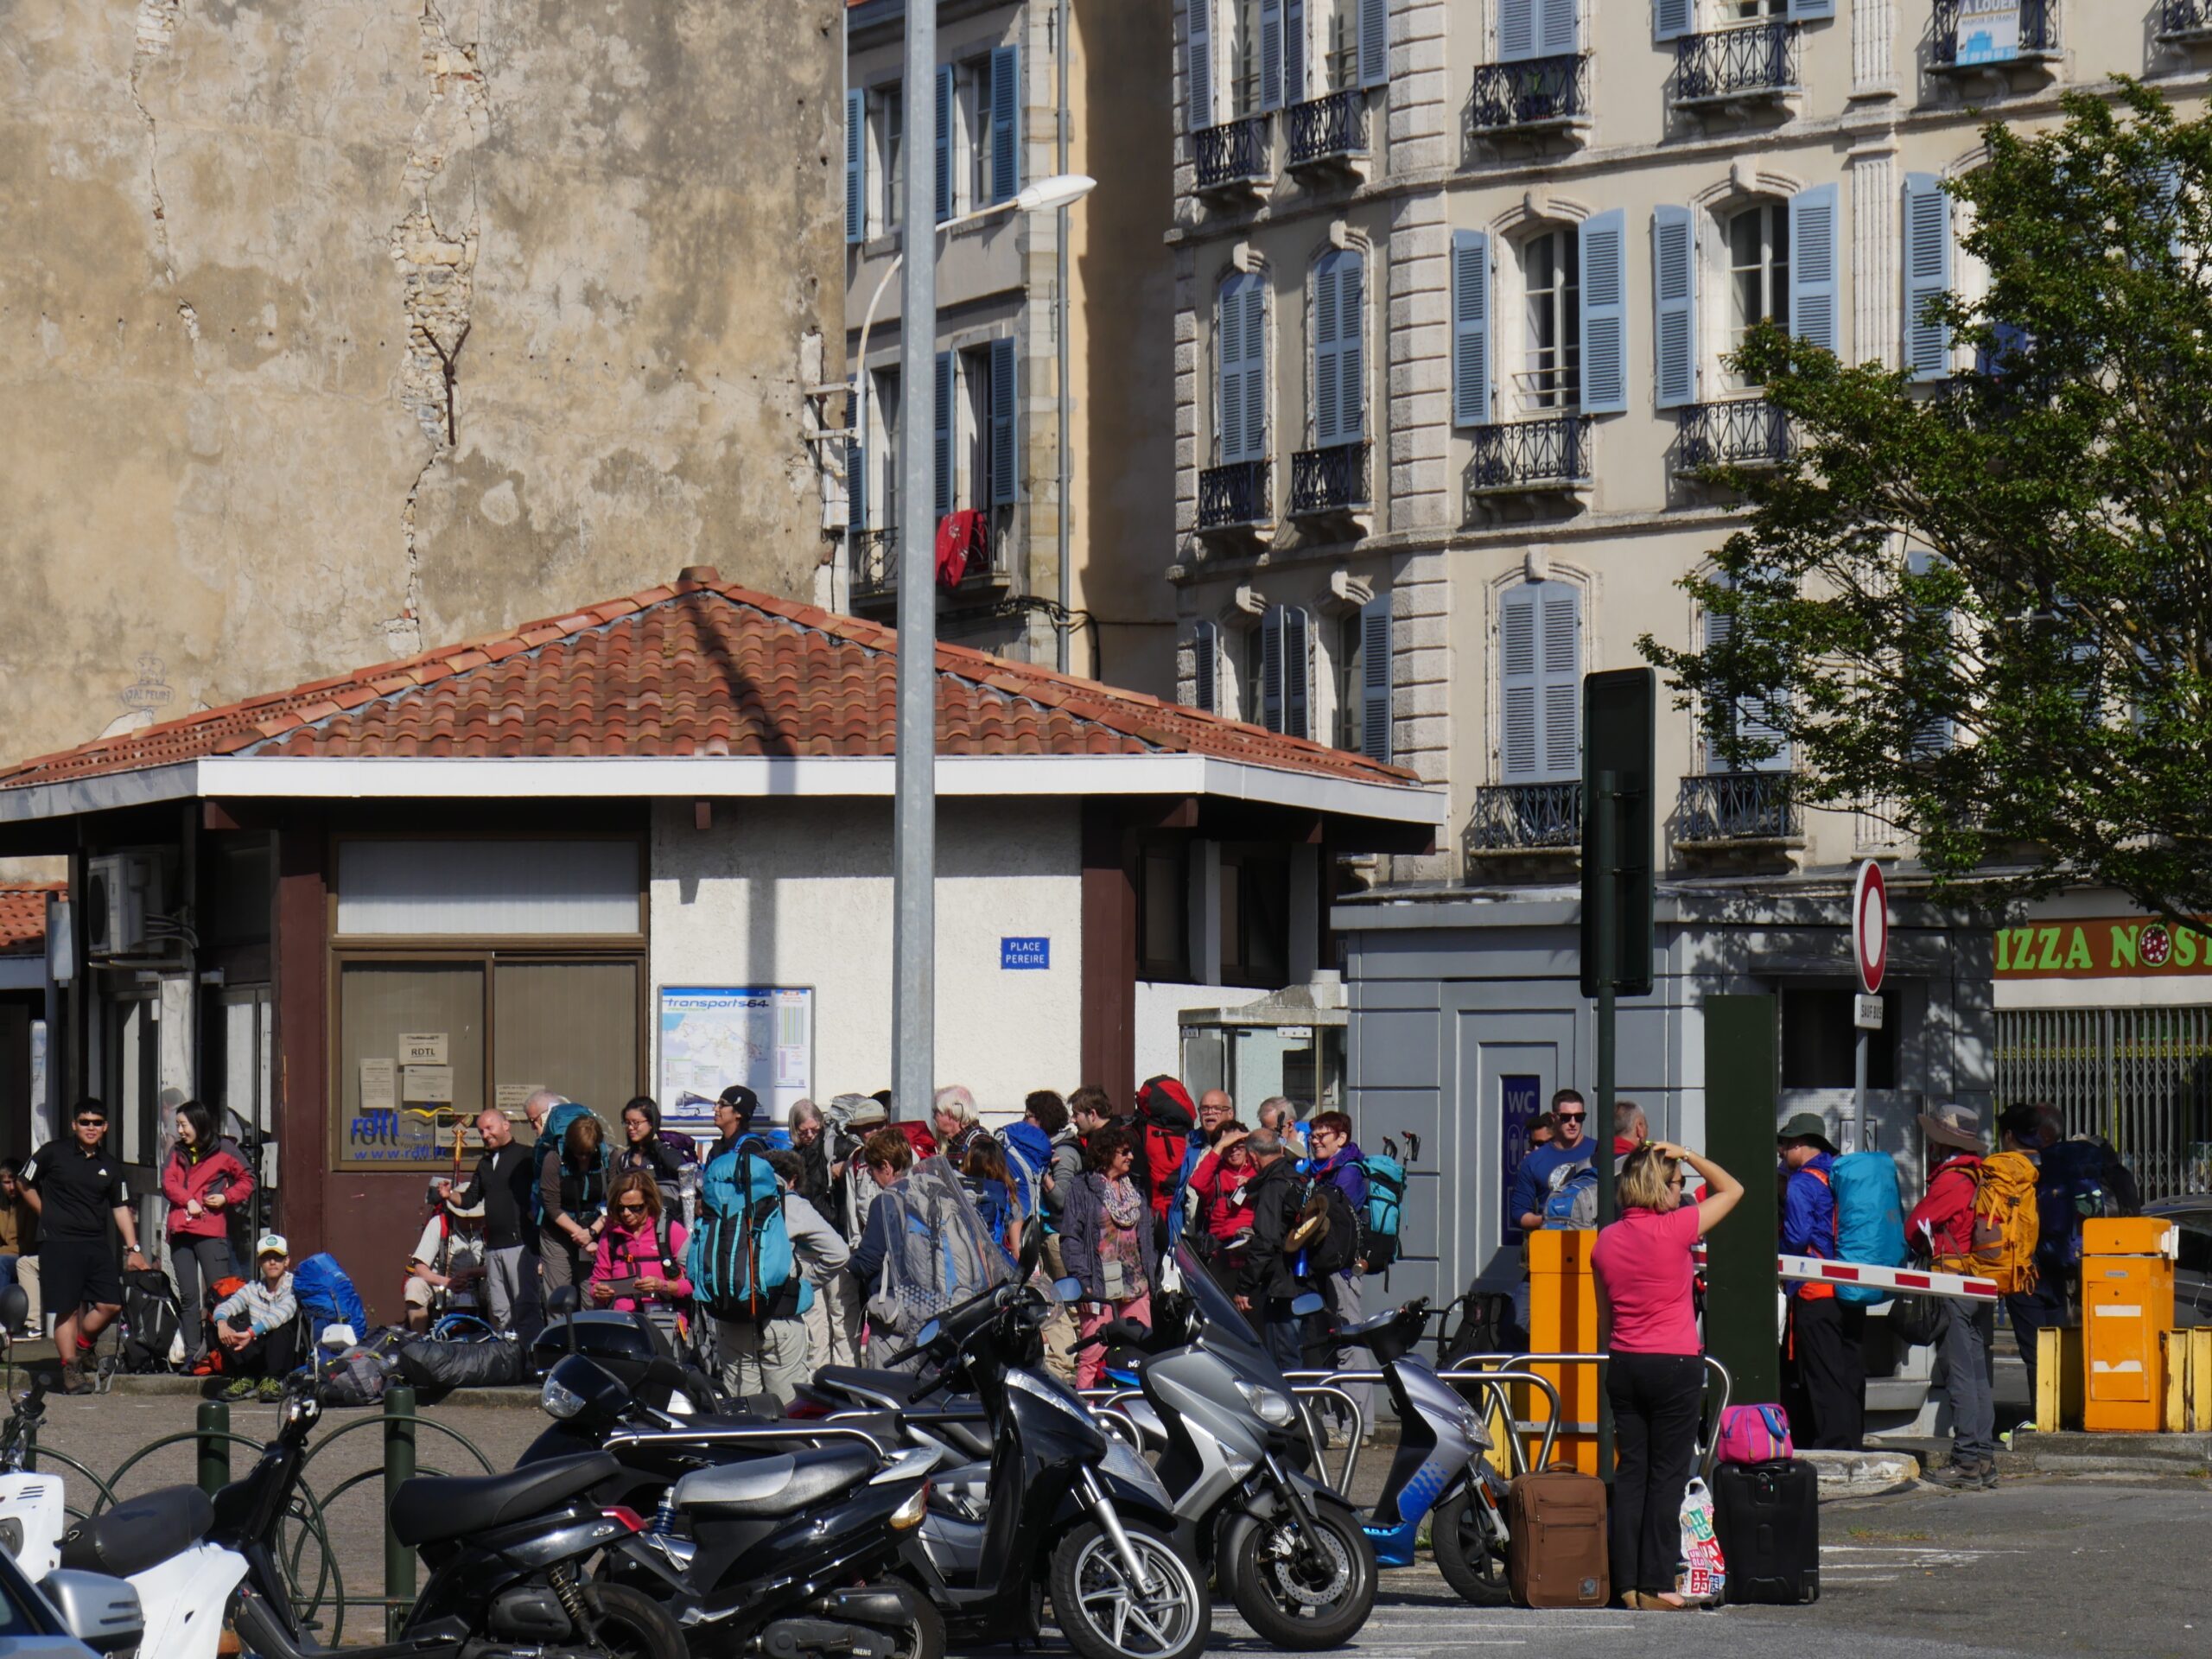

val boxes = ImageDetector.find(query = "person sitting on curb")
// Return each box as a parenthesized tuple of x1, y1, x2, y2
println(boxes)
(214, 1234, 302, 1402)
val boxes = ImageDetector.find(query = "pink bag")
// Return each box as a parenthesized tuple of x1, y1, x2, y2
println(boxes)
(1714, 1403, 1795, 1465)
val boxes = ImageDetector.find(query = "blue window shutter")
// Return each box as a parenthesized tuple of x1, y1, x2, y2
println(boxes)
(1284, 606, 1313, 740)
(990, 45, 1020, 204)
(1359, 594, 1393, 763)
(1500, 586, 1540, 782)
(846, 90, 866, 244)
(1787, 0, 1834, 17)
(1313, 255, 1342, 447)
(1193, 620, 1219, 712)
(933, 349, 954, 518)
(1262, 606, 1287, 733)
(1904, 547, 1954, 756)
(1337, 252, 1364, 442)
(1789, 182, 1839, 356)
(1540, 0, 1579, 55)
(1498, 0, 1536, 61)
(1451, 230, 1491, 426)
(1653, 206, 1697, 410)
(1705, 588, 1789, 772)
(1285, 0, 1306, 105)
(1359, 0, 1389, 88)
(1539, 582, 1581, 780)
(1217, 285, 1244, 464)
(989, 337, 1018, 506)
(935, 67, 954, 223)
(1218, 275, 1268, 464)
(1654, 0, 1693, 43)
(1262, 0, 1284, 111)
(1187, 0, 1214, 131)
(1903, 173, 1953, 380)
(848, 429, 866, 531)
(1579, 208, 1626, 414)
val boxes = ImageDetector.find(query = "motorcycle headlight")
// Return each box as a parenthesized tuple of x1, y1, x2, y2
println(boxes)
(888, 1481, 931, 1531)
(1235, 1379, 1297, 1427)
(542, 1373, 587, 1421)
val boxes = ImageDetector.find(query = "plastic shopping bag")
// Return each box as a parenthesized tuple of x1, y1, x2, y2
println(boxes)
(1677, 1477, 1726, 1605)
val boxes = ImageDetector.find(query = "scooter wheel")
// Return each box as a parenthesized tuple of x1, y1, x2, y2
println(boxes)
(1430, 1488, 1510, 1606)
(569, 1580, 687, 1659)
(1226, 1501, 1377, 1649)
(882, 1579, 945, 1659)
(1049, 1518, 1210, 1659)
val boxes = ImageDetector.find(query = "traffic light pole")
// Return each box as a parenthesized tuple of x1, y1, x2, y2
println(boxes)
(1592, 769, 1618, 1482)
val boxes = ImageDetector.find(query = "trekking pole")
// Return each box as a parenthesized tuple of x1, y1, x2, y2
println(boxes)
(196, 1399, 231, 1497)
(384, 1384, 417, 1640)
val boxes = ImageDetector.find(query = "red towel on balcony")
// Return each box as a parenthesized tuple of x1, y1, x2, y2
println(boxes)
(935, 510, 982, 588)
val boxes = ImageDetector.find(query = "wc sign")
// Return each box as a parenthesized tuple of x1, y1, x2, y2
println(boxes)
(1001, 937, 1051, 970)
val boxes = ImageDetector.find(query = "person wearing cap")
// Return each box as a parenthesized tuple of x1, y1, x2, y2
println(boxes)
(1908, 1103, 1998, 1490)
(21, 1098, 149, 1395)
(1777, 1112, 1864, 1451)
(214, 1235, 301, 1402)
(709, 1084, 766, 1165)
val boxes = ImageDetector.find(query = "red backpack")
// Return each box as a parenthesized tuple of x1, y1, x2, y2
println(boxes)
(1134, 1077, 1198, 1225)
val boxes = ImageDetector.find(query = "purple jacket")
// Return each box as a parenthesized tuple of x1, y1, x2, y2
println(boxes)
(1313, 1143, 1369, 1211)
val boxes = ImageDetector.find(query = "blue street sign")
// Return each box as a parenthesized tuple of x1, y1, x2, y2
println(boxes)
(1001, 937, 1051, 970)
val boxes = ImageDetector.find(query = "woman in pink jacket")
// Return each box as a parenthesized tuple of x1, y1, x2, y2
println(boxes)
(588, 1170, 691, 1316)
(161, 1099, 255, 1371)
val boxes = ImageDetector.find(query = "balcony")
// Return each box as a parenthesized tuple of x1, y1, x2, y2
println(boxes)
(1672, 22, 1801, 110)
(2159, 0, 2212, 41)
(1194, 115, 1272, 194)
(1471, 782, 1584, 853)
(1932, 0, 2059, 69)
(1288, 440, 1370, 518)
(1287, 89, 1369, 171)
(1676, 771, 1802, 846)
(1197, 459, 1272, 537)
(1467, 54, 1592, 137)
(1674, 399, 1795, 477)
(849, 514, 1006, 609)
(1467, 414, 1592, 497)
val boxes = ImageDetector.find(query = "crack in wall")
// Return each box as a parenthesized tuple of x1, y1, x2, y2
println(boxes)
(385, 0, 491, 655)
(130, 0, 199, 343)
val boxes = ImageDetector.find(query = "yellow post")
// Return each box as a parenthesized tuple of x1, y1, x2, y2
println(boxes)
(1525, 1229, 1599, 1474)
(2189, 1328, 2212, 1433)
(2162, 1332, 2188, 1432)
(2035, 1327, 2063, 1433)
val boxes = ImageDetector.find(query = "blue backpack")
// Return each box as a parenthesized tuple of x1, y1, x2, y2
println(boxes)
(688, 1147, 799, 1321)
(1827, 1151, 1909, 1306)
(1359, 1149, 1408, 1273)
(291, 1253, 368, 1347)
(529, 1103, 613, 1227)
(2034, 1140, 2113, 1273)
(1541, 1162, 1599, 1230)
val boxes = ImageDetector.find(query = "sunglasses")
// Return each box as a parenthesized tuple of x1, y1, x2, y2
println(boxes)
(614, 1200, 648, 1212)
(75, 1117, 106, 1128)
(1555, 1111, 1586, 1122)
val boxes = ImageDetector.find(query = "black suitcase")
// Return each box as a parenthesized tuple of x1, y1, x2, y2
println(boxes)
(1713, 1458, 1820, 1605)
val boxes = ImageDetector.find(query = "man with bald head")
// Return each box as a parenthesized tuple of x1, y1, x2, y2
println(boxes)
(438, 1104, 543, 1338)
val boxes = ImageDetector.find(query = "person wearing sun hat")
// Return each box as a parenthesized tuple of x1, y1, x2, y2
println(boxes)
(1777, 1110, 1863, 1450)
(213, 1234, 301, 1402)
(1907, 1103, 1999, 1489)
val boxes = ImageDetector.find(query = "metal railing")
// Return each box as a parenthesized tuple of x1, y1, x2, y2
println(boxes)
(1674, 22, 1801, 105)
(1198, 458, 1272, 530)
(1471, 780, 1584, 850)
(1468, 54, 1591, 134)
(851, 514, 998, 599)
(1677, 769, 1802, 842)
(1194, 114, 1271, 190)
(1467, 414, 1591, 493)
(1934, 0, 2060, 64)
(2159, 0, 2212, 39)
(1675, 398, 1795, 473)
(1289, 439, 1370, 514)
(1996, 1005, 2212, 1201)
(1287, 88, 1369, 167)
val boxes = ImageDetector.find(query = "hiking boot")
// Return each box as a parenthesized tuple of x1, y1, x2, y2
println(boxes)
(1925, 1454, 1993, 1490)
(220, 1376, 257, 1402)
(256, 1377, 284, 1403)
(57, 1360, 90, 1397)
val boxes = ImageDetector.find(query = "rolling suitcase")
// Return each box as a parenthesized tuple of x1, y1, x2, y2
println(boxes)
(1712, 1457, 1820, 1604)
(1505, 1465, 1610, 1608)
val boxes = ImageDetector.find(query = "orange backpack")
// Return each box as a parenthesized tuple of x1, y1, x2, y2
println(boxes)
(1943, 1151, 2041, 1294)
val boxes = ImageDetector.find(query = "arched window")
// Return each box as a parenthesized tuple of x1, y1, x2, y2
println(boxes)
(1520, 226, 1580, 410)
(1498, 581, 1581, 783)
(1311, 247, 1366, 445)
(1217, 271, 1269, 463)
(1726, 200, 1789, 388)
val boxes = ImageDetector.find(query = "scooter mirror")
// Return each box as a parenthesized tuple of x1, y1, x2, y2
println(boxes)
(915, 1318, 942, 1351)
(545, 1285, 582, 1317)
(1052, 1276, 1084, 1303)
(1290, 1292, 1325, 1318)
(541, 1353, 631, 1426)
(0, 1284, 27, 1334)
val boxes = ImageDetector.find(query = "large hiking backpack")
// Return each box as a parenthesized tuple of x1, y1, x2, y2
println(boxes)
(1134, 1077, 1198, 1228)
(1541, 1160, 1599, 1230)
(2034, 1139, 2111, 1274)
(119, 1269, 182, 1373)
(998, 1124, 1049, 1222)
(293, 1253, 369, 1348)
(1948, 1151, 2041, 1294)
(529, 1102, 613, 1228)
(1360, 1146, 1408, 1274)
(1293, 1173, 1361, 1277)
(688, 1148, 796, 1321)
(1827, 1151, 1909, 1306)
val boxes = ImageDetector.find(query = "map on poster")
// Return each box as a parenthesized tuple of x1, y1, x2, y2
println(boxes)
(658, 986, 814, 1132)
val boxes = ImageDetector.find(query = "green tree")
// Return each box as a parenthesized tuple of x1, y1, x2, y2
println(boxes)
(1640, 85, 2212, 924)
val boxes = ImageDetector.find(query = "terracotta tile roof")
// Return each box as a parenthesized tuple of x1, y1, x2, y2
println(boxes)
(0, 570, 1417, 794)
(0, 883, 62, 956)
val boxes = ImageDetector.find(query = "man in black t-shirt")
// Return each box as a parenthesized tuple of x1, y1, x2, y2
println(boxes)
(21, 1098, 149, 1394)
(437, 1106, 541, 1340)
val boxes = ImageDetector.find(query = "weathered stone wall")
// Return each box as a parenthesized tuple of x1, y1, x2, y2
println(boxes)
(0, 0, 844, 760)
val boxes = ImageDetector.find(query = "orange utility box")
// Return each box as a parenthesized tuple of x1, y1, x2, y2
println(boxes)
(2081, 1217, 2178, 1433)
(1525, 1228, 1600, 1474)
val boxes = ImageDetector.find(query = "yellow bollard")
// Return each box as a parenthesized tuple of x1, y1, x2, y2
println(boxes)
(1525, 1229, 1600, 1474)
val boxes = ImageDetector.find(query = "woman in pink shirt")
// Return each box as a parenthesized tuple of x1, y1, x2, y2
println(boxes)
(588, 1171, 692, 1316)
(1590, 1140, 1744, 1610)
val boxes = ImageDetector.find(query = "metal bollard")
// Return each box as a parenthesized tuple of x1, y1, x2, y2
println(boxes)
(383, 1384, 417, 1640)
(196, 1400, 231, 1497)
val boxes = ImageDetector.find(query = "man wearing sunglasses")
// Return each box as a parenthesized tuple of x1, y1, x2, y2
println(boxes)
(1510, 1087, 1595, 1236)
(21, 1099, 149, 1393)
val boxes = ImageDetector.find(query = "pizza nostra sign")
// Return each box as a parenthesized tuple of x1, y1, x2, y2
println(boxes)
(1994, 918, 2212, 979)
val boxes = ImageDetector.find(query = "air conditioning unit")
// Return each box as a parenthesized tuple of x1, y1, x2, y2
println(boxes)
(84, 851, 171, 959)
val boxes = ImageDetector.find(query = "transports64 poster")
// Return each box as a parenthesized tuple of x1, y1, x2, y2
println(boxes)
(656, 986, 814, 1133)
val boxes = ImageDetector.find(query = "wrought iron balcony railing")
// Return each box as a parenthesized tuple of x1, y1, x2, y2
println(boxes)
(1194, 115, 1272, 191)
(2159, 0, 2212, 40)
(1198, 459, 1272, 531)
(1471, 782, 1584, 851)
(1467, 415, 1591, 494)
(1288, 441, 1370, 515)
(1933, 0, 2059, 66)
(1287, 89, 1369, 168)
(850, 515, 1000, 601)
(1677, 771, 1802, 843)
(1674, 400, 1795, 474)
(1468, 54, 1592, 135)
(1673, 22, 1801, 106)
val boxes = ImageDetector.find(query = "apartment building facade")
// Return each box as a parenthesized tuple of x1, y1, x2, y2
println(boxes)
(841, 0, 1180, 691)
(1164, 0, 2212, 1300)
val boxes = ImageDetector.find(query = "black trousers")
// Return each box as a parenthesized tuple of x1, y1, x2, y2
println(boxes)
(229, 1317, 302, 1381)
(1783, 1296, 1866, 1451)
(2005, 1288, 2064, 1402)
(1605, 1351, 1705, 1598)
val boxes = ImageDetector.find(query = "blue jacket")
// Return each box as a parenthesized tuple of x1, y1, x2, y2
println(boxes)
(1510, 1140, 1595, 1229)
(1779, 1152, 1839, 1299)
(1313, 1143, 1369, 1211)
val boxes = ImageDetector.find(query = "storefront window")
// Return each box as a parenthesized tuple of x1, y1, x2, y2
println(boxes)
(338, 962, 486, 1164)
(493, 961, 639, 1128)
